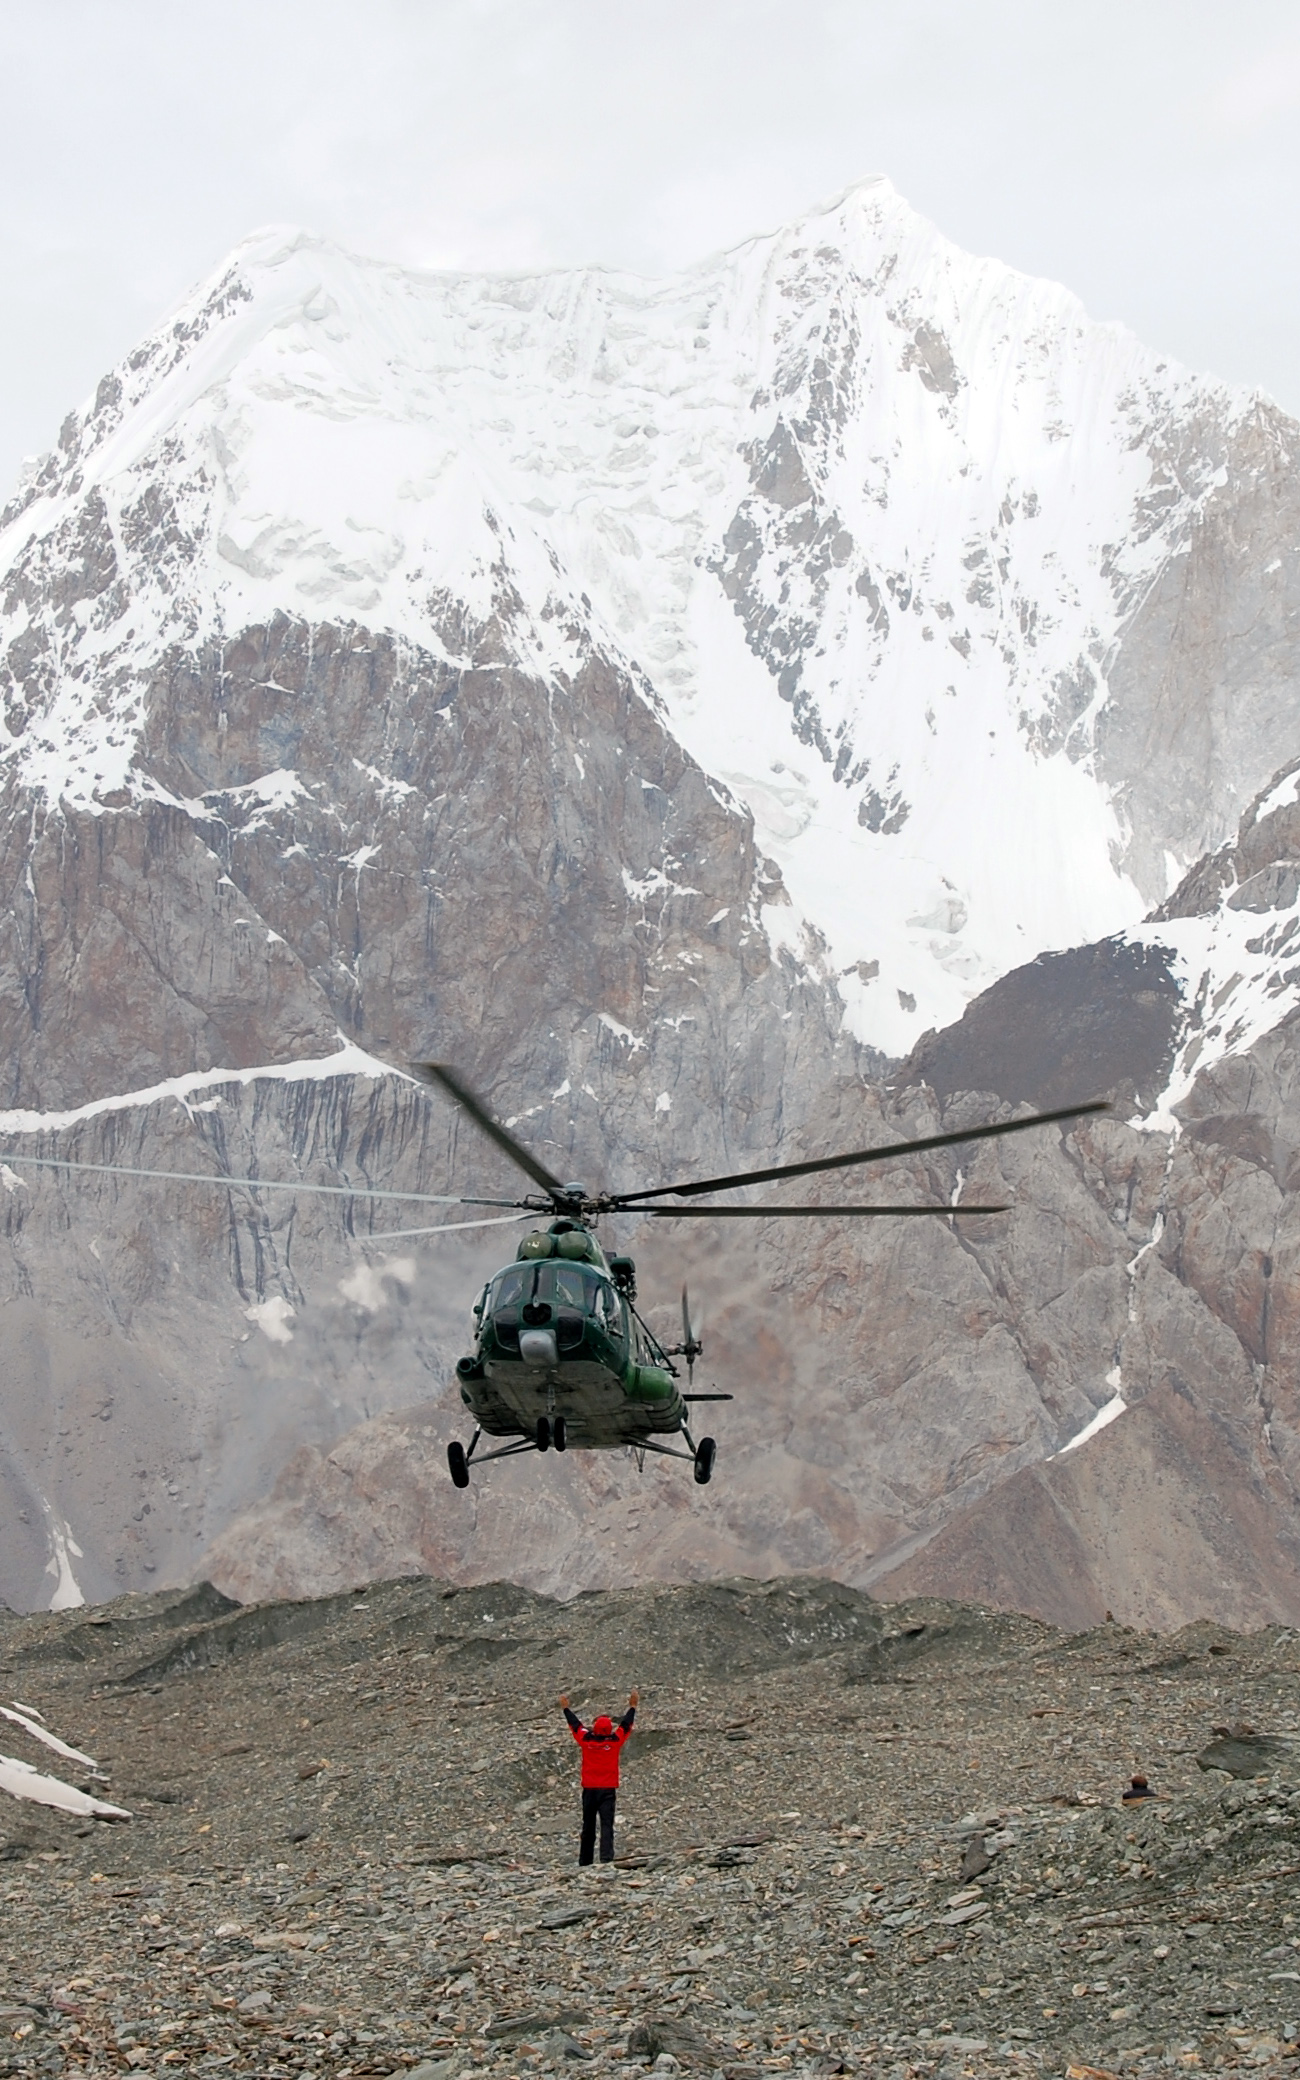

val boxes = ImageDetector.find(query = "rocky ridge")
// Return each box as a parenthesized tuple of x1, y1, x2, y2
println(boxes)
(874, 761, 1300, 1624)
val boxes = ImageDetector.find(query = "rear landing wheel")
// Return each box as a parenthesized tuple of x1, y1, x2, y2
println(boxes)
(536, 1416, 552, 1452)
(448, 1441, 470, 1489)
(553, 1416, 568, 1453)
(693, 1436, 716, 1486)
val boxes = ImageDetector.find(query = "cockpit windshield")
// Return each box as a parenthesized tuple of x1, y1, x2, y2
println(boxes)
(488, 1262, 621, 1335)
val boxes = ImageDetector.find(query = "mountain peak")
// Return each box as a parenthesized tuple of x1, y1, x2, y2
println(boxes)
(0, 185, 1289, 1055)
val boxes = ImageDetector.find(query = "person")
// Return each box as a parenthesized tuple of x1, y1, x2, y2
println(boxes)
(559, 1689, 638, 1865)
(1122, 1773, 1156, 1804)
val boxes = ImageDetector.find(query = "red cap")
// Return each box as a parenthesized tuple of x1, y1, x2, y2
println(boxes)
(593, 1715, 614, 1735)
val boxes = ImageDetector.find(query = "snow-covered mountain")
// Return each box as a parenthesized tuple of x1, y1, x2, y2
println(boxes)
(5, 176, 1297, 1063)
(3, 179, 1300, 1625)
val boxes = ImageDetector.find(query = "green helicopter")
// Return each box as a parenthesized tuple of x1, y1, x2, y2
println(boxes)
(415, 1065, 1105, 1489)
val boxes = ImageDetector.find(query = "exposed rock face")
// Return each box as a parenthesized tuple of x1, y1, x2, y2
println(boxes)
(903, 939, 1183, 1116)
(880, 1017, 1300, 1629)
(4, 182, 1300, 1625)
(1097, 403, 1300, 903)
(0, 578, 848, 1609)
(211, 819, 1300, 1633)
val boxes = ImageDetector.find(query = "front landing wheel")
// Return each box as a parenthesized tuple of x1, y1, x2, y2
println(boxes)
(448, 1441, 470, 1489)
(553, 1415, 568, 1452)
(693, 1436, 716, 1485)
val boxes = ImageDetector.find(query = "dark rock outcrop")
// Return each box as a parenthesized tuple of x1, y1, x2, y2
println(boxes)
(903, 939, 1183, 1116)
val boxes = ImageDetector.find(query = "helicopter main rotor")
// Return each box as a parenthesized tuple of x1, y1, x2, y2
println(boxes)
(0, 1064, 1107, 1242)
(413, 1063, 1107, 1224)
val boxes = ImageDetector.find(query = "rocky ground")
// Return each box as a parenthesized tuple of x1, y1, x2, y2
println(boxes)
(2, 1575, 1300, 2080)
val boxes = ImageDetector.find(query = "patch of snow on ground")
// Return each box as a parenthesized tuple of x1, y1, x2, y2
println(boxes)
(41, 1506, 85, 1612)
(0, 1705, 99, 1772)
(0, 1038, 395, 1136)
(598, 1013, 646, 1050)
(338, 1257, 416, 1313)
(245, 1296, 296, 1344)
(1054, 1389, 1127, 1457)
(0, 1753, 131, 1821)
(1133, 900, 1300, 1128)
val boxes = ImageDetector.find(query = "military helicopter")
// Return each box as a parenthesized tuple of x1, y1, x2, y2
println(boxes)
(0, 1065, 1104, 1491)
(412, 1066, 1106, 1490)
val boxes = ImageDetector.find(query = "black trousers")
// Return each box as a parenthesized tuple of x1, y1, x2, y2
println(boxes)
(579, 1786, 617, 1864)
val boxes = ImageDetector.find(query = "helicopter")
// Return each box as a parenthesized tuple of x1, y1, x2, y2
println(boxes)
(0, 1064, 1104, 1491)
(412, 1066, 1106, 1489)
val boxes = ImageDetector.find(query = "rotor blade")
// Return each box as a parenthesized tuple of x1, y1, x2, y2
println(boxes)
(0, 1151, 518, 1208)
(641, 1203, 1010, 1217)
(614, 1100, 1108, 1205)
(358, 1212, 532, 1241)
(411, 1063, 568, 1200)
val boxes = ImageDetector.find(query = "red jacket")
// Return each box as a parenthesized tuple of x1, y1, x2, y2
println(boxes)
(564, 1706, 635, 1788)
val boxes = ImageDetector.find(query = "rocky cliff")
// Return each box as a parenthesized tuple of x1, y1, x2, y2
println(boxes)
(3, 179, 1300, 1623)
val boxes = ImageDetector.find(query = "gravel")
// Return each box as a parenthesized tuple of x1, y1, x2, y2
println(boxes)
(1, 1577, 1299, 2080)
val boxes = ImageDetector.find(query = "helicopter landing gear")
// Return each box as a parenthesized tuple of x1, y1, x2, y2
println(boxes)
(553, 1415, 568, 1452)
(448, 1441, 470, 1489)
(536, 1416, 552, 1452)
(693, 1436, 716, 1485)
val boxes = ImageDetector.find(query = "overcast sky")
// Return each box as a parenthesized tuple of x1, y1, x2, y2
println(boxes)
(2, 0, 1298, 494)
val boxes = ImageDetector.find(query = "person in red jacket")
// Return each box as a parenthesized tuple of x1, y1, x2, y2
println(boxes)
(559, 1689, 638, 1865)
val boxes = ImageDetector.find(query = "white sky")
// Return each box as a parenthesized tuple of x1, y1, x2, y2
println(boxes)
(2, 0, 1298, 494)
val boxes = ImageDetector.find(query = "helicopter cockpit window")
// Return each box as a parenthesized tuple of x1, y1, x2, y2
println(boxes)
(488, 1262, 624, 1342)
(489, 1265, 529, 1313)
(551, 1265, 587, 1312)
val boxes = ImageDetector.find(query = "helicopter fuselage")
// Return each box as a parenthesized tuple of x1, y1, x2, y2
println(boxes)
(453, 1222, 685, 1451)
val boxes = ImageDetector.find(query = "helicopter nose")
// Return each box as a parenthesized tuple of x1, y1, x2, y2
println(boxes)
(519, 1326, 559, 1367)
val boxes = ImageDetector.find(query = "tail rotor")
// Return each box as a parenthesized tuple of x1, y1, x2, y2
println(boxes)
(679, 1284, 704, 1387)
